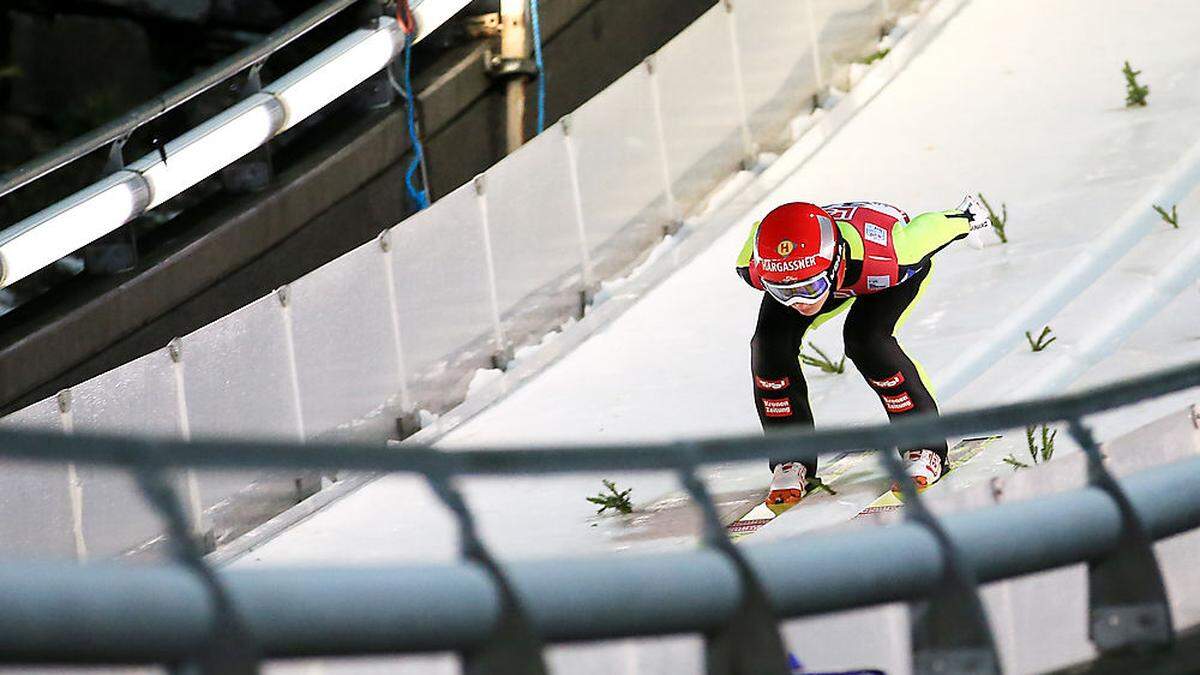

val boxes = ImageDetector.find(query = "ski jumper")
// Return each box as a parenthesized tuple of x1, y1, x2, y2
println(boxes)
(736, 201, 971, 477)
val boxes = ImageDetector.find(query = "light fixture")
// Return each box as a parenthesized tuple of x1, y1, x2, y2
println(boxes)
(266, 22, 399, 131)
(0, 172, 149, 287)
(0, 10, 432, 289)
(131, 94, 283, 209)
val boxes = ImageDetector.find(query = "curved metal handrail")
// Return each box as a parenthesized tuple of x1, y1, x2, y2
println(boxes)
(0, 401, 1197, 662)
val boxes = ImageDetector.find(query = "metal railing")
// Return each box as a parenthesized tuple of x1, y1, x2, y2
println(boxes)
(0, 0, 473, 288)
(1, 360, 1198, 673)
(0, 0, 360, 200)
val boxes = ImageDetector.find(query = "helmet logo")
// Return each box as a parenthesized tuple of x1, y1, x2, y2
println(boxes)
(776, 240, 795, 256)
(759, 256, 819, 273)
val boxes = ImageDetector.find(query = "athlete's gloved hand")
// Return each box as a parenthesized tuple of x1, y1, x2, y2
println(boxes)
(958, 194, 991, 249)
(957, 194, 992, 231)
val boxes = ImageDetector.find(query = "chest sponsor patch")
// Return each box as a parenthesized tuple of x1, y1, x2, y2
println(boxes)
(755, 376, 790, 391)
(881, 392, 914, 413)
(864, 222, 889, 246)
(868, 371, 905, 389)
(761, 397, 793, 417)
(866, 275, 891, 290)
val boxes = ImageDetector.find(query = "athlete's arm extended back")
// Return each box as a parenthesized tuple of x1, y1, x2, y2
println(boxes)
(892, 210, 971, 266)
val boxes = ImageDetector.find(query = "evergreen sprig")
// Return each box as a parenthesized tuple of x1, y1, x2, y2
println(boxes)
(800, 343, 846, 374)
(1003, 455, 1030, 470)
(1123, 60, 1150, 107)
(587, 479, 634, 515)
(1026, 424, 1057, 464)
(1025, 326, 1056, 352)
(977, 193, 1008, 243)
(863, 48, 890, 65)
(1153, 203, 1179, 229)
(1006, 424, 1057, 470)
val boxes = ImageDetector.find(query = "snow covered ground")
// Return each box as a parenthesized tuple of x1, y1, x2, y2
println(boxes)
(248, 0, 1200, 672)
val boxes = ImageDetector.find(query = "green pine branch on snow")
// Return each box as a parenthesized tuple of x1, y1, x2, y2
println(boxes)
(1025, 326, 1056, 352)
(1028, 423, 1057, 463)
(1123, 60, 1150, 107)
(587, 479, 633, 515)
(1003, 455, 1030, 470)
(863, 48, 890, 65)
(1153, 203, 1179, 229)
(801, 343, 846, 374)
(977, 193, 1008, 243)
(1006, 424, 1057, 470)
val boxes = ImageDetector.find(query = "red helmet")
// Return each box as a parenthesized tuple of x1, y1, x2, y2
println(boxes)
(751, 202, 843, 306)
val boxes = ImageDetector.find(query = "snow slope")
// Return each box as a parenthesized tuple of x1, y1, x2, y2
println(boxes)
(249, 0, 1200, 672)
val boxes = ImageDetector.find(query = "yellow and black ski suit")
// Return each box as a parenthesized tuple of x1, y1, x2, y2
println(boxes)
(735, 201, 971, 475)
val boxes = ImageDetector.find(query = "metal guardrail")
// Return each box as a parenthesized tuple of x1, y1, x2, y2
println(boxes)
(0, 0, 359, 201)
(1, 359, 1198, 673)
(0, 0, 473, 288)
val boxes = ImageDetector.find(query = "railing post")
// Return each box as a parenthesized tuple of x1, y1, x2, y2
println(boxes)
(378, 230, 420, 436)
(676, 446, 791, 675)
(168, 338, 209, 546)
(805, 0, 826, 100)
(877, 449, 1000, 674)
(474, 174, 514, 370)
(422, 464, 548, 674)
(57, 389, 88, 563)
(644, 55, 682, 234)
(276, 285, 308, 443)
(560, 115, 597, 313)
(721, 0, 758, 167)
(1067, 419, 1174, 654)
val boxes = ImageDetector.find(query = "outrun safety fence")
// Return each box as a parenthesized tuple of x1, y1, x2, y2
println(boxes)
(0, 0, 925, 561)
(1, 360, 1198, 674)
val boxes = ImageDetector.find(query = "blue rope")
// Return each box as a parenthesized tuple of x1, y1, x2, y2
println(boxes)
(529, 0, 546, 134)
(401, 31, 431, 210)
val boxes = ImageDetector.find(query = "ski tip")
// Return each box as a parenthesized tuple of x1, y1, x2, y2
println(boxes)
(727, 518, 773, 534)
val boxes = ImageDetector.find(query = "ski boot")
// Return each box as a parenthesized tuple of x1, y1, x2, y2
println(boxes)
(892, 449, 944, 492)
(766, 462, 809, 515)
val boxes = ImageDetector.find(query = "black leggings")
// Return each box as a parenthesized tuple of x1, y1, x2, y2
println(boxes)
(750, 266, 946, 476)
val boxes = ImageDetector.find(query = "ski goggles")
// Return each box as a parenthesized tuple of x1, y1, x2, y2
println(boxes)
(762, 272, 832, 306)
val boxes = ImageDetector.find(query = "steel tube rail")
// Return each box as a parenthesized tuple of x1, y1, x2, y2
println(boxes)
(0, 359, 1196, 476)
(0, 1, 474, 288)
(0, 0, 360, 200)
(1, 455, 1197, 664)
(0, 16, 403, 287)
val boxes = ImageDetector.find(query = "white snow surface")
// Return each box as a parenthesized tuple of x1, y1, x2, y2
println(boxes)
(253, 1, 1200, 671)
